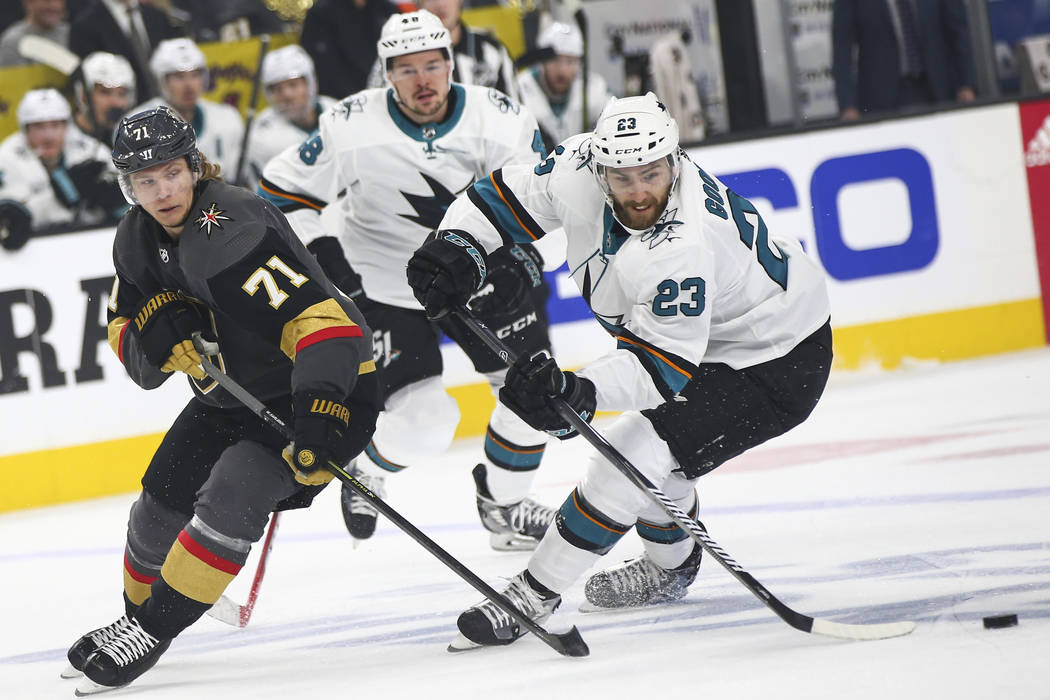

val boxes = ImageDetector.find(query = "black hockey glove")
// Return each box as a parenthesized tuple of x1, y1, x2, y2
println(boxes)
(284, 392, 352, 486)
(499, 352, 596, 440)
(129, 291, 209, 380)
(0, 201, 32, 251)
(406, 229, 488, 319)
(67, 160, 126, 215)
(307, 236, 364, 298)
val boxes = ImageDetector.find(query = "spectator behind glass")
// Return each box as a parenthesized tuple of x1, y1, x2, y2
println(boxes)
(68, 0, 183, 100)
(73, 51, 137, 146)
(0, 0, 69, 67)
(832, 0, 977, 120)
(0, 89, 125, 251)
(366, 0, 518, 99)
(516, 21, 612, 153)
(301, 0, 396, 99)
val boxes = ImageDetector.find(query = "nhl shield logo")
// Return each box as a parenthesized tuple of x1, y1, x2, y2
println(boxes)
(159, 247, 169, 263)
(422, 126, 437, 140)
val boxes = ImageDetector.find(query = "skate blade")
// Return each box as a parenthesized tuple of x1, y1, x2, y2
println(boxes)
(446, 632, 483, 652)
(488, 532, 539, 552)
(60, 663, 83, 679)
(74, 678, 127, 696)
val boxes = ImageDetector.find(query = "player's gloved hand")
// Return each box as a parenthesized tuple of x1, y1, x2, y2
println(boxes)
(0, 201, 32, 251)
(129, 291, 208, 380)
(307, 236, 364, 298)
(283, 392, 352, 486)
(68, 160, 126, 214)
(499, 352, 596, 440)
(406, 229, 488, 319)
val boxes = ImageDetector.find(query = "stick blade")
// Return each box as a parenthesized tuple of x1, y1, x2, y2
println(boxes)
(810, 618, 917, 641)
(206, 594, 247, 628)
(18, 35, 80, 75)
(546, 626, 590, 657)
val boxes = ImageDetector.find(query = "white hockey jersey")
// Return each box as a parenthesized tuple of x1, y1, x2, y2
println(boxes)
(260, 84, 546, 309)
(516, 67, 612, 150)
(439, 134, 832, 412)
(127, 98, 245, 181)
(0, 127, 114, 228)
(242, 96, 339, 184)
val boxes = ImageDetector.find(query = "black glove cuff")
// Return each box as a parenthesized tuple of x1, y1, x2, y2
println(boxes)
(130, 291, 200, 366)
(293, 391, 351, 430)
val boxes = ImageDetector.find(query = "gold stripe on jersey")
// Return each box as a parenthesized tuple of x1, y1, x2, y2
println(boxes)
(161, 533, 240, 605)
(279, 298, 362, 362)
(108, 317, 130, 362)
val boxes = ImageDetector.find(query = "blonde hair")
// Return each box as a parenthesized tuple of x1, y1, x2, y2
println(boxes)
(199, 152, 223, 181)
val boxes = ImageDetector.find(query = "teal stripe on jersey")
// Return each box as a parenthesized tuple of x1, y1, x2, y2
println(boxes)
(554, 489, 629, 554)
(364, 442, 406, 473)
(484, 429, 545, 472)
(616, 337, 693, 395)
(634, 499, 698, 544)
(469, 176, 538, 244)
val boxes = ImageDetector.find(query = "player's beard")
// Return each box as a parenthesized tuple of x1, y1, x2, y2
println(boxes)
(613, 189, 670, 231)
(404, 87, 450, 121)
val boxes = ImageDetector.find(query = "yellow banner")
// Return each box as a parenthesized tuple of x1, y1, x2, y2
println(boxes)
(0, 63, 68, 140)
(462, 5, 526, 59)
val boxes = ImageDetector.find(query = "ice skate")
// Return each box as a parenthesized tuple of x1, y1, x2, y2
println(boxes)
(473, 464, 556, 551)
(74, 616, 171, 696)
(449, 571, 561, 651)
(340, 463, 386, 542)
(582, 543, 702, 610)
(61, 615, 130, 680)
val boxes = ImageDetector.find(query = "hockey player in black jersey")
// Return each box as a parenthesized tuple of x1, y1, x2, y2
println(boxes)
(63, 106, 381, 695)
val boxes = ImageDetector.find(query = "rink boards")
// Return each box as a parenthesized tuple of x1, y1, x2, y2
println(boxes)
(2, 99, 1048, 512)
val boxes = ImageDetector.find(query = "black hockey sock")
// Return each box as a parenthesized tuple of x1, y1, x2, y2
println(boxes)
(524, 569, 559, 599)
(133, 577, 209, 641)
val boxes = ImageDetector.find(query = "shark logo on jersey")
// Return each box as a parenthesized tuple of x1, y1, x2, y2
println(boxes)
(399, 173, 474, 229)
(195, 202, 230, 237)
(487, 89, 520, 114)
(338, 95, 367, 120)
(640, 208, 684, 249)
(572, 139, 594, 170)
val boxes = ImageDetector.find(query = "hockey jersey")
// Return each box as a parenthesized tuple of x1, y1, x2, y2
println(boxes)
(0, 127, 115, 229)
(107, 179, 375, 408)
(260, 84, 545, 309)
(439, 134, 832, 412)
(516, 66, 612, 152)
(242, 96, 339, 184)
(127, 98, 245, 182)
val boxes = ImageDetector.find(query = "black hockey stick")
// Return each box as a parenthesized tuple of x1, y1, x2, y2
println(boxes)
(190, 335, 588, 657)
(454, 308, 916, 641)
(234, 33, 270, 186)
(573, 8, 590, 133)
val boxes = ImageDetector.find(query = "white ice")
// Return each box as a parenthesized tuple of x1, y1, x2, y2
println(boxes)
(2, 348, 1049, 699)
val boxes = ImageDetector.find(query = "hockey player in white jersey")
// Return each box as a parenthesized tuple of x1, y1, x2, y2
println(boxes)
(516, 21, 612, 153)
(242, 45, 338, 183)
(0, 88, 124, 250)
(406, 93, 833, 648)
(261, 10, 559, 550)
(127, 38, 244, 181)
(73, 52, 137, 147)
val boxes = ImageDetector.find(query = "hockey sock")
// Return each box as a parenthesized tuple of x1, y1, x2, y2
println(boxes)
(637, 491, 700, 570)
(482, 426, 546, 504)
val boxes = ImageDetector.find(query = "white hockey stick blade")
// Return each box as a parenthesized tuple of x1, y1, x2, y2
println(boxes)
(810, 618, 917, 641)
(206, 594, 246, 628)
(18, 35, 80, 75)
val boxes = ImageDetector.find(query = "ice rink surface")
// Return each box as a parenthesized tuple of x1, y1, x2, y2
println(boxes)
(2, 348, 1049, 699)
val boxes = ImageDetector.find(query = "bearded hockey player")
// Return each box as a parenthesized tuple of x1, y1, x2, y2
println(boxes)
(406, 93, 833, 649)
(73, 52, 138, 147)
(127, 38, 245, 180)
(261, 9, 559, 551)
(242, 44, 338, 183)
(63, 106, 380, 694)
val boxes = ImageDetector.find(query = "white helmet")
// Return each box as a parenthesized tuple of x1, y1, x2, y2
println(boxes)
(377, 10, 452, 68)
(591, 92, 679, 167)
(261, 44, 317, 100)
(537, 22, 583, 58)
(17, 88, 71, 128)
(76, 52, 137, 109)
(150, 38, 209, 92)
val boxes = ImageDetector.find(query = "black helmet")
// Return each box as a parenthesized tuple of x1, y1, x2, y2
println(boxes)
(112, 106, 201, 203)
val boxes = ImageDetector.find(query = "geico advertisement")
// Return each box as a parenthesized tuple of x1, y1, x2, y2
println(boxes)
(0, 104, 1038, 455)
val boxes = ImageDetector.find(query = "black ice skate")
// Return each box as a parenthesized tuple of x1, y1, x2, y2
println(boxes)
(583, 543, 703, 610)
(61, 615, 130, 679)
(473, 464, 556, 551)
(340, 463, 386, 542)
(450, 571, 561, 651)
(75, 616, 171, 696)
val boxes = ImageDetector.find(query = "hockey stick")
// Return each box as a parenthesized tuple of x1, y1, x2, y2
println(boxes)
(573, 8, 590, 133)
(233, 34, 271, 186)
(18, 35, 80, 75)
(190, 335, 588, 657)
(207, 511, 280, 627)
(454, 308, 917, 641)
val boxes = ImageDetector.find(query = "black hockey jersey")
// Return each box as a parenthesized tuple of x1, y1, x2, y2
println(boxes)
(106, 179, 375, 408)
